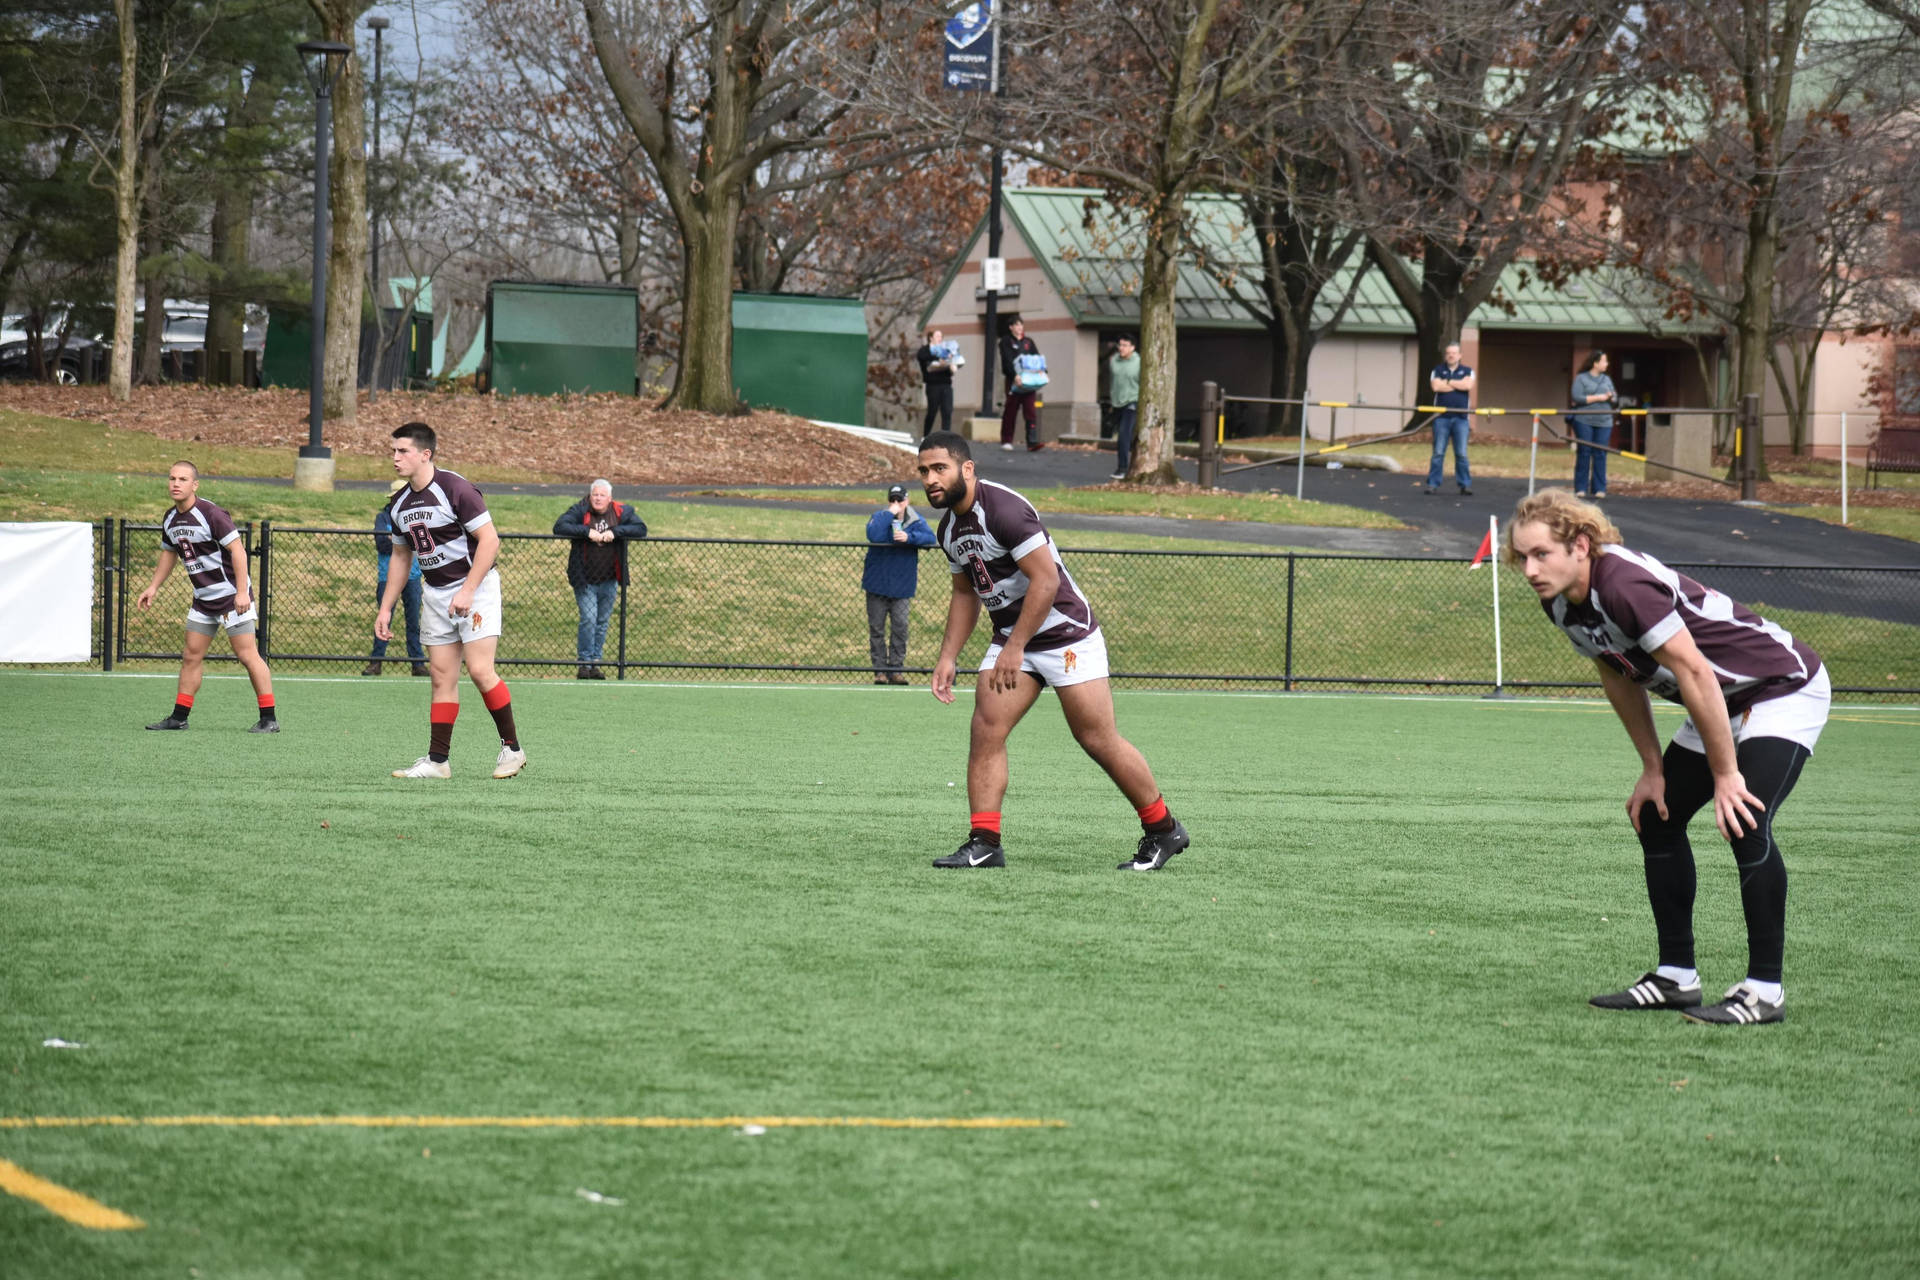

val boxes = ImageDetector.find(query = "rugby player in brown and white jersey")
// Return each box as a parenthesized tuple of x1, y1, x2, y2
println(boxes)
(916, 431, 1188, 871)
(1509, 489, 1831, 1026)
(377, 422, 527, 780)
(135, 461, 279, 733)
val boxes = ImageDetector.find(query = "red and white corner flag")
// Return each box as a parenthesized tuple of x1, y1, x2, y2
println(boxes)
(1468, 519, 1495, 569)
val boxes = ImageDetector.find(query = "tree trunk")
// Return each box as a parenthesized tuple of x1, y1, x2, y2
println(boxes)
(1266, 316, 1314, 439)
(617, 211, 641, 286)
(1128, 199, 1184, 483)
(309, 0, 372, 421)
(675, 194, 744, 411)
(205, 71, 256, 382)
(109, 0, 138, 403)
(1732, 187, 1778, 481)
(137, 216, 166, 385)
(323, 50, 368, 419)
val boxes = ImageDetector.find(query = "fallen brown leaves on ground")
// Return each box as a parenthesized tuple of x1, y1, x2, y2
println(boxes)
(0, 384, 917, 486)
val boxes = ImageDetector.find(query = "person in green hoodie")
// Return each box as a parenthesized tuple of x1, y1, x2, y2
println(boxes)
(1107, 334, 1141, 480)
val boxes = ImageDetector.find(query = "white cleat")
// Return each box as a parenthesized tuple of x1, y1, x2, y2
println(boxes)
(492, 745, 528, 779)
(392, 756, 451, 779)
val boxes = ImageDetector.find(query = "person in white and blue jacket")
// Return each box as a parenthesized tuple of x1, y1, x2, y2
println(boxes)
(863, 482, 937, 684)
(1570, 350, 1620, 498)
(365, 478, 426, 676)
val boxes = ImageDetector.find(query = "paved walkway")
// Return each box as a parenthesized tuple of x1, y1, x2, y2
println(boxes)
(272, 436, 1920, 567)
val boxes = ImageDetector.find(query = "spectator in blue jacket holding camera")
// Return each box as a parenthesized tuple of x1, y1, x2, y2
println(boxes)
(864, 483, 937, 684)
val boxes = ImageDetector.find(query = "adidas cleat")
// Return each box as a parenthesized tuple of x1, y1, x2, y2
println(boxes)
(391, 756, 451, 779)
(1681, 983, 1783, 1026)
(247, 718, 280, 733)
(144, 716, 189, 730)
(1119, 819, 1189, 871)
(1590, 972, 1703, 1010)
(492, 745, 528, 779)
(934, 838, 1006, 869)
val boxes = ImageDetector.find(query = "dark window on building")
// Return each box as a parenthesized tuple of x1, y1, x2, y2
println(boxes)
(1894, 345, 1920, 421)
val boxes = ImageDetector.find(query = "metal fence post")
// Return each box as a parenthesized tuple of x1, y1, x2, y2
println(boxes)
(1198, 381, 1219, 489)
(116, 519, 129, 662)
(257, 520, 272, 660)
(1528, 414, 1540, 496)
(1283, 553, 1296, 692)
(616, 579, 629, 679)
(100, 517, 115, 671)
(1295, 410, 1309, 501)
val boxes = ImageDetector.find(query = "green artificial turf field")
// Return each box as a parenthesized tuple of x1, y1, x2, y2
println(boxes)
(2, 674, 1917, 1277)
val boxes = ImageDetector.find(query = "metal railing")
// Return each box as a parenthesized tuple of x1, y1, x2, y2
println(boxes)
(1194, 383, 1762, 498)
(83, 521, 1920, 701)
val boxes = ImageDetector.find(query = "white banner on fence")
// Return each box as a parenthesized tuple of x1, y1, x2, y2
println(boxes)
(0, 522, 94, 662)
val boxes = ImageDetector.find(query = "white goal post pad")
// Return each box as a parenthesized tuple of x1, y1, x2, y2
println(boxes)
(0, 522, 94, 662)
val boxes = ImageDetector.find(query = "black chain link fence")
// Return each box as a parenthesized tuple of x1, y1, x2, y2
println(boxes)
(100, 522, 1920, 700)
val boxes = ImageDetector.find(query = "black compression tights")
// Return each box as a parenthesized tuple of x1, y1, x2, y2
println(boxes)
(1635, 735, 1810, 984)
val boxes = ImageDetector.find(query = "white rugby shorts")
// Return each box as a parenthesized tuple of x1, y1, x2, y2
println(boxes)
(420, 569, 503, 647)
(1673, 664, 1830, 754)
(979, 627, 1109, 688)
(186, 603, 258, 637)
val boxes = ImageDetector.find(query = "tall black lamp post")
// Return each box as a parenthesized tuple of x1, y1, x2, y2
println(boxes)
(366, 15, 388, 402)
(296, 39, 352, 492)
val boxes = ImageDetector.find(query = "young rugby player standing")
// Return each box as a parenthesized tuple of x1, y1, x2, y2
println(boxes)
(378, 422, 527, 779)
(918, 431, 1188, 871)
(1509, 489, 1828, 1025)
(137, 461, 278, 733)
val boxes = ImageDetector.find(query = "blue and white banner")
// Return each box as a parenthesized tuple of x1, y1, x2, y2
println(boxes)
(944, 1, 997, 93)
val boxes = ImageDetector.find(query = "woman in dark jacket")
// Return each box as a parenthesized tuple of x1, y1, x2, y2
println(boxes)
(552, 480, 647, 678)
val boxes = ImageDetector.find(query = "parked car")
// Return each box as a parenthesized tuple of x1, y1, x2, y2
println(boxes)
(0, 310, 100, 385)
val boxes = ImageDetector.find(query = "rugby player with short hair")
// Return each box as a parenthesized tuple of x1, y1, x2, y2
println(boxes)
(917, 431, 1188, 871)
(136, 461, 278, 733)
(378, 422, 526, 779)
(1509, 489, 1829, 1025)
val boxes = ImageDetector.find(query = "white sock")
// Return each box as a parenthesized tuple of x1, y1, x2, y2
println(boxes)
(1741, 978, 1784, 1005)
(1655, 965, 1699, 988)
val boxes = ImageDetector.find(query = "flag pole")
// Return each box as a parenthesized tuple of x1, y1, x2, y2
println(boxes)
(1484, 513, 1511, 700)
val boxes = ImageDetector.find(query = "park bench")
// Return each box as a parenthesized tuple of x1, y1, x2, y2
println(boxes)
(1866, 424, 1920, 488)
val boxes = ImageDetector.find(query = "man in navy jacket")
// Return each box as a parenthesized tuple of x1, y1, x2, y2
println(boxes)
(864, 482, 937, 684)
(552, 480, 647, 679)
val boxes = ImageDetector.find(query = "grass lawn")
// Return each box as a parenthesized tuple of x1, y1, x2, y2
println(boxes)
(2, 676, 1916, 1277)
(684, 486, 1408, 530)
(0, 407, 566, 485)
(1761, 504, 1920, 545)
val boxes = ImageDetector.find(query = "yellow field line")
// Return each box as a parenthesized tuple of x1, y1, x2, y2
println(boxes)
(0, 1157, 144, 1230)
(0, 1114, 1066, 1131)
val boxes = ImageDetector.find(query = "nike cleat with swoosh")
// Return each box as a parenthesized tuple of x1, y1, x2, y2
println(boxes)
(933, 837, 1006, 869)
(1119, 819, 1189, 871)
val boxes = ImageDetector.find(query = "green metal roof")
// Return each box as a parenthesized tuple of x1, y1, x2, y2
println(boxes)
(947, 186, 1700, 337)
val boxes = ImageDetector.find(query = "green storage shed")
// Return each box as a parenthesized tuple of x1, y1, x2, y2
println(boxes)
(731, 292, 868, 424)
(486, 281, 638, 396)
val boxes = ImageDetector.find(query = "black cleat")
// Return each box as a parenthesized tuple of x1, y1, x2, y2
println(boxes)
(247, 718, 281, 734)
(1681, 983, 1783, 1026)
(145, 716, 189, 731)
(1589, 971, 1703, 1011)
(1119, 819, 1189, 871)
(934, 837, 1006, 869)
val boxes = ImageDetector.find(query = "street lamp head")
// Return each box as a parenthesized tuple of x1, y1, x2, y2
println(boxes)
(297, 40, 353, 96)
(366, 15, 390, 30)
